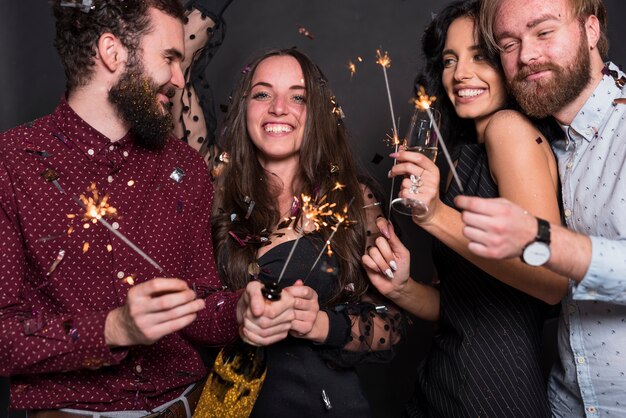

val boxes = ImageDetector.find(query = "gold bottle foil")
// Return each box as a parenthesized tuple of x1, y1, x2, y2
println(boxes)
(194, 342, 267, 418)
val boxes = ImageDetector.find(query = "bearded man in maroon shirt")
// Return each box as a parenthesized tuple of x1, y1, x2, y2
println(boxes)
(0, 1, 300, 416)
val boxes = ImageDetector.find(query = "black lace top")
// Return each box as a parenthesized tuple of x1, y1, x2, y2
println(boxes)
(251, 234, 403, 418)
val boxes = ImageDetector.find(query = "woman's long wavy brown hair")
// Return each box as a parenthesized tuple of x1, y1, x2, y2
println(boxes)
(212, 49, 367, 305)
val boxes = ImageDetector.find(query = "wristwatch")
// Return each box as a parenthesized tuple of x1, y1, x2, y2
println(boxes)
(521, 217, 551, 266)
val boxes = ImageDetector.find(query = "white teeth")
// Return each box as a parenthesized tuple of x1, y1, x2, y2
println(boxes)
(458, 89, 485, 97)
(264, 124, 293, 133)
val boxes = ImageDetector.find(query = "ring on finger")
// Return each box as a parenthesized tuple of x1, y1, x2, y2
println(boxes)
(409, 174, 421, 194)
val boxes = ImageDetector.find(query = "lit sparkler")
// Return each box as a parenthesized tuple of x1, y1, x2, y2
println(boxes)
(376, 48, 400, 218)
(277, 193, 337, 283)
(412, 86, 464, 193)
(72, 183, 167, 275)
(304, 197, 355, 282)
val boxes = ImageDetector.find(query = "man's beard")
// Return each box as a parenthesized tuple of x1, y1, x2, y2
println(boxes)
(109, 63, 175, 150)
(508, 26, 591, 118)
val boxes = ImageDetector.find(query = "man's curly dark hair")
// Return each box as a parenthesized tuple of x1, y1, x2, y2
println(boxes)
(52, 0, 184, 92)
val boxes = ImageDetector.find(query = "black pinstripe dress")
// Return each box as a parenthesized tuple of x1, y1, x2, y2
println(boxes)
(406, 144, 552, 418)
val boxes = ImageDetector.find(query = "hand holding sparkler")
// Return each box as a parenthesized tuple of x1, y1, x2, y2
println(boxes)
(104, 278, 205, 347)
(389, 105, 441, 217)
(284, 280, 325, 342)
(236, 280, 296, 346)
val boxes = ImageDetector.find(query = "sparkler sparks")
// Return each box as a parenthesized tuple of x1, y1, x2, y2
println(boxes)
(375, 49, 391, 68)
(347, 61, 356, 78)
(78, 183, 118, 221)
(346, 57, 363, 78)
(305, 197, 356, 281)
(298, 26, 314, 40)
(412, 85, 437, 110)
(384, 130, 401, 148)
(332, 182, 346, 191)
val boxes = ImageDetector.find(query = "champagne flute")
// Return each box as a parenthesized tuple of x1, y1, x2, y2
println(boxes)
(391, 108, 440, 216)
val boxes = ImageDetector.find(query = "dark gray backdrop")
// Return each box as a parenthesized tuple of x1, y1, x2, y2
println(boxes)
(1, 1, 624, 417)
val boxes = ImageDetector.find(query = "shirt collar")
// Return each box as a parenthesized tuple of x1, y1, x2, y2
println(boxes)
(50, 97, 133, 160)
(567, 62, 624, 143)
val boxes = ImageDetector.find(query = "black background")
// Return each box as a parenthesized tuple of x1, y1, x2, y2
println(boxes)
(1, 1, 624, 417)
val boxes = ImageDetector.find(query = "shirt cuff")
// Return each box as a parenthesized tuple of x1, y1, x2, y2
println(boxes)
(572, 236, 626, 303)
(320, 307, 351, 347)
(72, 310, 129, 368)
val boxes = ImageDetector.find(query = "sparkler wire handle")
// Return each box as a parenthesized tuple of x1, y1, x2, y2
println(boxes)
(376, 49, 400, 219)
(95, 216, 166, 273)
(277, 234, 302, 283)
(425, 107, 464, 194)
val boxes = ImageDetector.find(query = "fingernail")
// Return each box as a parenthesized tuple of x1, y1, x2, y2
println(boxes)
(385, 268, 394, 279)
(387, 170, 392, 178)
(389, 260, 398, 271)
(380, 225, 390, 239)
(390, 152, 399, 158)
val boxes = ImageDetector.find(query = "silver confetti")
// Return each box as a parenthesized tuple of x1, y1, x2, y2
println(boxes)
(321, 390, 332, 410)
(170, 167, 185, 183)
(46, 249, 66, 276)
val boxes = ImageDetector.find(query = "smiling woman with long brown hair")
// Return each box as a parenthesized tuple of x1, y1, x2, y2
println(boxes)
(211, 48, 404, 417)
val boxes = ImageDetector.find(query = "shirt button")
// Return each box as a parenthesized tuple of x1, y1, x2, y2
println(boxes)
(577, 356, 586, 364)
(587, 406, 597, 414)
(117, 271, 125, 279)
(107, 176, 114, 184)
(135, 364, 143, 373)
(564, 209, 572, 218)
(566, 161, 573, 169)
(123, 151, 129, 157)
(112, 222, 120, 230)
(87, 149, 95, 156)
(108, 145, 115, 151)
(568, 304, 576, 314)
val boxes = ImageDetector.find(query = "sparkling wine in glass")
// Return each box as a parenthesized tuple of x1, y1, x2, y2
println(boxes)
(391, 108, 440, 216)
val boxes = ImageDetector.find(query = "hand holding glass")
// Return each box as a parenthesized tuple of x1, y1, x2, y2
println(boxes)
(391, 108, 440, 216)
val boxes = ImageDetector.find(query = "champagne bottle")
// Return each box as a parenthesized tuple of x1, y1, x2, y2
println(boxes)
(193, 280, 280, 418)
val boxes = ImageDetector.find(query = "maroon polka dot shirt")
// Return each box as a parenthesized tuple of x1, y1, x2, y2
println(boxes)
(0, 99, 239, 411)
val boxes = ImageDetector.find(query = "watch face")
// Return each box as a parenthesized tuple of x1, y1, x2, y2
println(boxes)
(523, 242, 551, 266)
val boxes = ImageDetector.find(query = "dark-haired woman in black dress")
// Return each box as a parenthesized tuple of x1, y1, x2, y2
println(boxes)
(363, 1, 568, 416)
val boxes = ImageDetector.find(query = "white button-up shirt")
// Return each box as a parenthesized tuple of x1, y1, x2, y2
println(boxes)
(549, 62, 626, 417)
